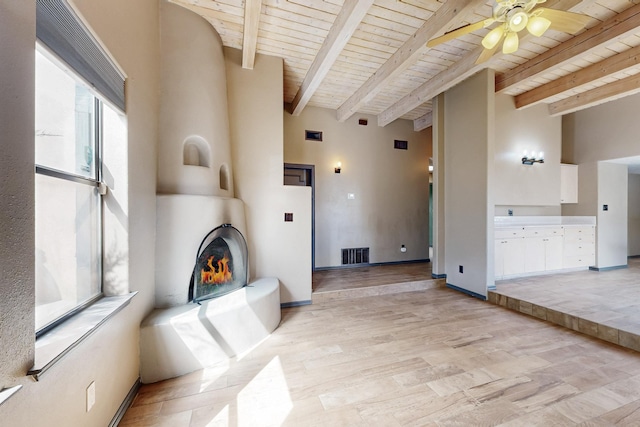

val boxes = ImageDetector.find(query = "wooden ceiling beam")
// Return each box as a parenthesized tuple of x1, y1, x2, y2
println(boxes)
(377, 45, 485, 127)
(496, 1, 640, 93)
(289, 0, 374, 116)
(548, 73, 640, 116)
(242, 0, 263, 69)
(516, 43, 640, 109)
(336, 0, 487, 123)
(414, 112, 433, 132)
(375, 0, 590, 127)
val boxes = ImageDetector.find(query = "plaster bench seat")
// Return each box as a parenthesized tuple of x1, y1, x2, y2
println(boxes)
(140, 277, 280, 383)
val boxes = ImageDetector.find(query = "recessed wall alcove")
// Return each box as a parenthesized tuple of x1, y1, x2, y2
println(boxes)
(182, 136, 210, 168)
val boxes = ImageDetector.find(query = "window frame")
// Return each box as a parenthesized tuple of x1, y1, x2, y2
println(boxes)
(34, 54, 107, 337)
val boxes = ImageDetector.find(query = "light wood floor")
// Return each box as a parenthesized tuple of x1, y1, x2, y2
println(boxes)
(312, 262, 433, 293)
(122, 270, 640, 426)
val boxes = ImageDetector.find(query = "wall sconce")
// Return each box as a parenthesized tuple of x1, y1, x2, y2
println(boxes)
(522, 150, 544, 165)
(334, 161, 342, 174)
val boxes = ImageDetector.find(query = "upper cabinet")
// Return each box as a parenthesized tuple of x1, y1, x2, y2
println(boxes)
(560, 164, 578, 204)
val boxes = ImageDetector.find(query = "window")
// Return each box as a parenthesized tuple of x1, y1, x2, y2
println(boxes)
(34, 50, 121, 334)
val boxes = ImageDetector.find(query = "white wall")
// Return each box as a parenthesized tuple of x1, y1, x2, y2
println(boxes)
(565, 92, 640, 164)
(444, 68, 495, 298)
(597, 162, 628, 268)
(225, 48, 312, 305)
(432, 94, 446, 277)
(494, 94, 562, 211)
(563, 162, 628, 269)
(629, 174, 640, 257)
(283, 106, 431, 268)
(0, 0, 160, 425)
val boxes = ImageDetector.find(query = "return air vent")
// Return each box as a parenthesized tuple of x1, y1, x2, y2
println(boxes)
(305, 130, 323, 142)
(342, 247, 369, 265)
(394, 140, 408, 150)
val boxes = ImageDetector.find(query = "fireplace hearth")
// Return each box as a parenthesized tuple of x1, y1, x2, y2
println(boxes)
(190, 224, 248, 303)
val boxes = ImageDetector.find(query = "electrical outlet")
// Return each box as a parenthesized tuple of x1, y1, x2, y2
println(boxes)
(459, 265, 464, 274)
(87, 381, 96, 412)
(400, 245, 407, 253)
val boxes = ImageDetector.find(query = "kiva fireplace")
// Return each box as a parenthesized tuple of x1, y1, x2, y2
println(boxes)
(190, 224, 248, 302)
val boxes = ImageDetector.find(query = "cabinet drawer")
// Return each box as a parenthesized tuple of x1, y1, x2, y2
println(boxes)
(564, 226, 595, 238)
(523, 226, 564, 238)
(563, 254, 595, 269)
(495, 228, 525, 239)
(564, 241, 594, 256)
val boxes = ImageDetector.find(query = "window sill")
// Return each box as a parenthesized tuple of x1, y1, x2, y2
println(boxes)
(28, 292, 137, 380)
(0, 385, 22, 407)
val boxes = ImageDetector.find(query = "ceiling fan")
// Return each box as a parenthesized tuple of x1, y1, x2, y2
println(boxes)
(427, 0, 591, 63)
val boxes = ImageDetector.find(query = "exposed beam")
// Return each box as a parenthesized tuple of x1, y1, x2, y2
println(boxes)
(496, 1, 640, 93)
(375, 0, 590, 126)
(336, 0, 486, 123)
(516, 43, 640, 109)
(290, 0, 374, 116)
(378, 46, 486, 127)
(242, 0, 263, 69)
(548, 73, 640, 116)
(414, 112, 433, 132)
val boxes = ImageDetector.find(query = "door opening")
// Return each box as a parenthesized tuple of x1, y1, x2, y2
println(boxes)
(284, 163, 316, 271)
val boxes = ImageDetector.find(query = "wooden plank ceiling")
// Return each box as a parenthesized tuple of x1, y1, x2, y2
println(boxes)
(172, 0, 640, 130)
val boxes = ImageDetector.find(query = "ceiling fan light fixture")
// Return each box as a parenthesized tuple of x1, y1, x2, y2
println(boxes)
(503, 31, 519, 54)
(482, 25, 505, 50)
(507, 10, 529, 32)
(527, 16, 551, 37)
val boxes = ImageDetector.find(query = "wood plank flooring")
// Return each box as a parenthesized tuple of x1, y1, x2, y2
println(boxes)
(121, 277, 640, 426)
(312, 262, 443, 303)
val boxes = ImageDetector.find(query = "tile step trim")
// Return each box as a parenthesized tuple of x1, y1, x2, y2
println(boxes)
(488, 291, 640, 353)
(312, 279, 444, 303)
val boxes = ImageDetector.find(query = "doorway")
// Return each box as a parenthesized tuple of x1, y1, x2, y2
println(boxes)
(284, 163, 315, 270)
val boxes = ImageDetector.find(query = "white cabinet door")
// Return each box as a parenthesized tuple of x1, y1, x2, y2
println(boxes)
(495, 239, 504, 278)
(561, 164, 578, 204)
(503, 238, 525, 276)
(545, 236, 564, 271)
(525, 237, 545, 273)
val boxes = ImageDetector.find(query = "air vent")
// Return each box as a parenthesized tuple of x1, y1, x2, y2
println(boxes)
(394, 140, 408, 150)
(305, 130, 323, 142)
(342, 247, 369, 265)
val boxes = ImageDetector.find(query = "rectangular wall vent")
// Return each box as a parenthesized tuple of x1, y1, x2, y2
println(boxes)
(305, 130, 323, 142)
(342, 247, 369, 265)
(394, 140, 408, 150)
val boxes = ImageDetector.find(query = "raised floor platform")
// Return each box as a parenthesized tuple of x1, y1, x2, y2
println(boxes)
(489, 259, 640, 354)
(140, 277, 280, 383)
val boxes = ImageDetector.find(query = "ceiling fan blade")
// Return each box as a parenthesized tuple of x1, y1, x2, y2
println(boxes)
(537, 8, 591, 34)
(427, 18, 494, 48)
(475, 41, 501, 65)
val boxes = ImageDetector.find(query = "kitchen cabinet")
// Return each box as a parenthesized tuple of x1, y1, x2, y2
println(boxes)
(524, 227, 563, 273)
(563, 225, 595, 269)
(561, 164, 578, 204)
(495, 229, 525, 278)
(495, 221, 595, 279)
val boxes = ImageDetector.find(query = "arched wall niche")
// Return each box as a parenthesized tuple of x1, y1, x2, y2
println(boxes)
(183, 135, 211, 168)
(219, 163, 230, 191)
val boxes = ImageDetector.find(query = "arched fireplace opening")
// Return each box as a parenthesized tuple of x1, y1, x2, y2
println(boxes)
(189, 224, 248, 303)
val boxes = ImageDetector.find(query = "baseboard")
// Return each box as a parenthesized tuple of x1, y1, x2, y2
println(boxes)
(315, 259, 430, 271)
(109, 378, 141, 427)
(628, 255, 640, 259)
(446, 283, 487, 301)
(281, 300, 312, 308)
(431, 273, 446, 279)
(589, 265, 628, 272)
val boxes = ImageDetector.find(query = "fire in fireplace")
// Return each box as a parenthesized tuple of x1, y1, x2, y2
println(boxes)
(190, 224, 248, 303)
